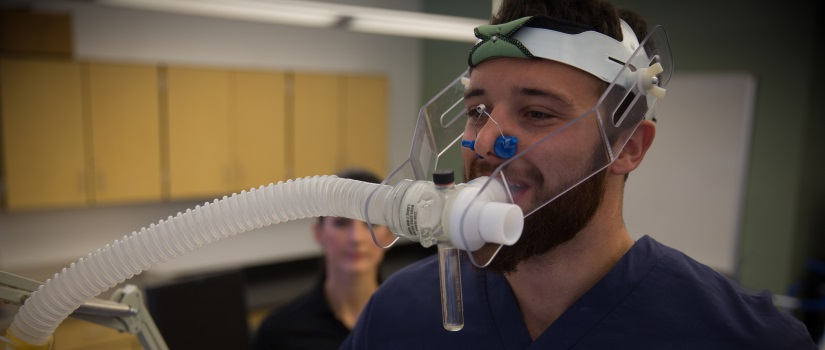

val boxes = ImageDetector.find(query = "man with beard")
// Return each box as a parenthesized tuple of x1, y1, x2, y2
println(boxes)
(341, 0, 814, 348)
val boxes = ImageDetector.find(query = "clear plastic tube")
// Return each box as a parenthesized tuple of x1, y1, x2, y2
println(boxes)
(8, 176, 391, 345)
(437, 244, 463, 331)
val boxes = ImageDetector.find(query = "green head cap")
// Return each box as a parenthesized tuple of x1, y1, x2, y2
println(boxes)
(467, 16, 534, 67)
(467, 16, 612, 69)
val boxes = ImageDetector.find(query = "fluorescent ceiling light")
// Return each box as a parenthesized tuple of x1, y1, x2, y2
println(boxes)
(100, 0, 341, 28)
(98, 0, 485, 42)
(350, 18, 477, 42)
(349, 10, 482, 42)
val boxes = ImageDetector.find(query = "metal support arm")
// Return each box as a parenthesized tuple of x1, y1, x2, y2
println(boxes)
(1, 271, 168, 350)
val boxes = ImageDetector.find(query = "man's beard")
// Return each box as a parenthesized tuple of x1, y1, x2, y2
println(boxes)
(467, 158, 607, 274)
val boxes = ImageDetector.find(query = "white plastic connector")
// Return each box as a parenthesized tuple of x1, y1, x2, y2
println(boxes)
(446, 177, 524, 251)
(460, 76, 471, 89)
(638, 62, 666, 99)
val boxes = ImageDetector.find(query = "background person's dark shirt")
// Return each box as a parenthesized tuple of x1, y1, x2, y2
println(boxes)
(254, 279, 349, 350)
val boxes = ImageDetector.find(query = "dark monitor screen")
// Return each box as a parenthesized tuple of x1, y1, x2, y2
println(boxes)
(145, 270, 249, 349)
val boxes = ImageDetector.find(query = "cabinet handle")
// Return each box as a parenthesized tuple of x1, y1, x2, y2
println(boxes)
(235, 159, 244, 188)
(77, 172, 85, 193)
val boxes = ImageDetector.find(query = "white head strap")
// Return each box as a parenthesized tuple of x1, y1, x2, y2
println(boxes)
(469, 16, 666, 99)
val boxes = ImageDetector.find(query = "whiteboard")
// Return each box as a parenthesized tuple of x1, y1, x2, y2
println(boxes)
(624, 73, 756, 276)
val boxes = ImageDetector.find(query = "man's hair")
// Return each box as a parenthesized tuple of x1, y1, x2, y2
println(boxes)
(317, 168, 382, 224)
(491, 0, 648, 45)
(335, 168, 382, 185)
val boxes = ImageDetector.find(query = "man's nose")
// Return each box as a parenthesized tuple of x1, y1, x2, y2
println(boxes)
(473, 114, 518, 161)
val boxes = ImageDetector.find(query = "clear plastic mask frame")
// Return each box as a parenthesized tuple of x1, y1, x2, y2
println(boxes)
(366, 25, 673, 267)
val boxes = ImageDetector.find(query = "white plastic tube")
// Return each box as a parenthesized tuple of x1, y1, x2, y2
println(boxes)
(8, 176, 391, 345)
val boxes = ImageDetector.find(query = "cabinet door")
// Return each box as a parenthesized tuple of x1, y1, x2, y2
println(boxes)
(166, 67, 233, 199)
(232, 71, 287, 191)
(87, 62, 161, 204)
(1, 59, 86, 210)
(292, 73, 341, 178)
(342, 75, 387, 177)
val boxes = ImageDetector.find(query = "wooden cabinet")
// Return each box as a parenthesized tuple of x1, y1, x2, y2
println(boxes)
(166, 67, 288, 199)
(1, 57, 386, 210)
(342, 75, 387, 177)
(292, 73, 388, 179)
(166, 67, 234, 199)
(292, 73, 341, 178)
(233, 70, 287, 190)
(1, 59, 163, 210)
(1, 58, 87, 210)
(87, 62, 162, 204)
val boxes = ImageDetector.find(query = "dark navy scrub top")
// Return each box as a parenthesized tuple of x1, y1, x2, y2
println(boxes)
(255, 278, 350, 350)
(341, 236, 814, 349)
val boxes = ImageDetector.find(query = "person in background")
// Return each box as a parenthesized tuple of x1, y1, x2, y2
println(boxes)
(253, 169, 392, 350)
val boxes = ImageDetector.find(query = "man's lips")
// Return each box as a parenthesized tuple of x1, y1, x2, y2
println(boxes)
(477, 171, 534, 207)
(468, 158, 541, 209)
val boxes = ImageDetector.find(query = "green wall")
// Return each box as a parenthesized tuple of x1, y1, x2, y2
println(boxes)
(420, 1, 489, 103)
(421, 0, 824, 293)
(612, 0, 821, 294)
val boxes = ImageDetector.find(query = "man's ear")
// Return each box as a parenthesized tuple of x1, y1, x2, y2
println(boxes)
(609, 120, 655, 175)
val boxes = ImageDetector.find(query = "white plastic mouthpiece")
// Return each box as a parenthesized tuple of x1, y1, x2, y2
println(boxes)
(479, 202, 523, 245)
(447, 177, 524, 251)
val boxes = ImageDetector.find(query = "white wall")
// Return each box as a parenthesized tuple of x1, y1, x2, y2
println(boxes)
(0, 0, 422, 281)
(625, 73, 756, 276)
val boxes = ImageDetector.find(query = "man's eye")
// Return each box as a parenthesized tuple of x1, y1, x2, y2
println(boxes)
(466, 108, 487, 125)
(466, 108, 481, 119)
(525, 110, 554, 120)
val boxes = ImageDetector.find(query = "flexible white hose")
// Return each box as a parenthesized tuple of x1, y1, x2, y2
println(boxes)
(9, 176, 391, 345)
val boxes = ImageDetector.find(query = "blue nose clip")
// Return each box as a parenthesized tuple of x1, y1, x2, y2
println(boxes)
(461, 135, 518, 159)
(494, 135, 518, 158)
(461, 139, 475, 150)
(461, 139, 483, 158)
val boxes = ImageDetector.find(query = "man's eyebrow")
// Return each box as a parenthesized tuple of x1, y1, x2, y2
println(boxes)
(519, 87, 574, 108)
(464, 88, 484, 99)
